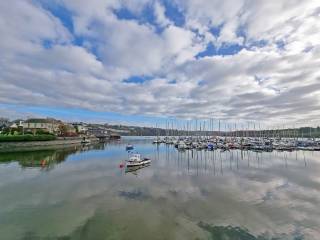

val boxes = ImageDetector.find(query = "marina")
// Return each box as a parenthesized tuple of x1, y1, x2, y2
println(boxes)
(153, 136, 320, 152)
(0, 137, 319, 239)
(1, 0, 319, 239)
(150, 120, 320, 152)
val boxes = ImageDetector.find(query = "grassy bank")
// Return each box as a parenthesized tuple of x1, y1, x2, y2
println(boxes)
(0, 134, 56, 142)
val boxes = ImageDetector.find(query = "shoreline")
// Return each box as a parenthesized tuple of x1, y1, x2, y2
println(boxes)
(0, 136, 100, 153)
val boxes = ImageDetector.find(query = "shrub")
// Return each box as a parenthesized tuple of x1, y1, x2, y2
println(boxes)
(35, 129, 55, 135)
(0, 134, 56, 142)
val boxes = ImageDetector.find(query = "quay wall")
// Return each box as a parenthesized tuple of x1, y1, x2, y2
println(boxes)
(0, 136, 99, 152)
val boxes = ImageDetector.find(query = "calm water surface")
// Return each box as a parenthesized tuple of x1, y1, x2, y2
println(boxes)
(0, 137, 320, 240)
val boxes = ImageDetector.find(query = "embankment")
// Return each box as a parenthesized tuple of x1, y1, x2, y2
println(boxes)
(0, 136, 99, 152)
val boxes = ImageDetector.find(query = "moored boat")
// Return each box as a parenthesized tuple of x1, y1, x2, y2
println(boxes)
(126, 144, 134, 150)
(81, 139, 91, 144)
(126, 153, 151, 167)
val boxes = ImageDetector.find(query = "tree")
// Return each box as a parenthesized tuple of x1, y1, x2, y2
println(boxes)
(1, 127, 10, 135)
(58, 124, 68, 136)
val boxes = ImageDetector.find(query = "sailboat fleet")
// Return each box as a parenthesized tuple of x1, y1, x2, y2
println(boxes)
(152, 120, 320, 152)
(153, 136, 320, 152)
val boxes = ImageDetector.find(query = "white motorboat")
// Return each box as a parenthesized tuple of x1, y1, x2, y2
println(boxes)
(177, 142, 187, 150)
(126, 154, 151, 167)
(153, 139, 161, 144)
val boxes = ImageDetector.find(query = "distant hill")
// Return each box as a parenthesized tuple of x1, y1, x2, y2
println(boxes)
(104, 124, 320, 138)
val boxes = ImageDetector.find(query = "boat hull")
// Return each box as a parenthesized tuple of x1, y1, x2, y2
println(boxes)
(126, 159, 151, 167)
(125, 163, 150, 173)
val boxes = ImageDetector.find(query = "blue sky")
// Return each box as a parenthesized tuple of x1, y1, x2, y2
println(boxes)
(0, 103, 170, 127)
(0, 103, 227, 129)
(0, 1, 319, 127)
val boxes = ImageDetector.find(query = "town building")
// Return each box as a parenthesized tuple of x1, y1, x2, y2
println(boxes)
(87, 126, 108, 136)
(72, 122, 88, 134)
(22, 118, 62, 134)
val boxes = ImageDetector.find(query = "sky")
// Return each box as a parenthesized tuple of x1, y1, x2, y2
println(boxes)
(0, 0, 320, 128)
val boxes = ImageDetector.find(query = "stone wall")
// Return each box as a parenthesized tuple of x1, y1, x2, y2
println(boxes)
(0, 136, 99, 152)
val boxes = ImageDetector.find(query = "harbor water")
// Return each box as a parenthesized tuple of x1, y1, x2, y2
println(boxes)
(0, 136, 319, 239)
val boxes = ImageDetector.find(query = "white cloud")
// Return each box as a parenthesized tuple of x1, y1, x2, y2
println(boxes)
(154, 1, 172, 27)
(0, 0, 320, 125)
(0, 0, 71, 53)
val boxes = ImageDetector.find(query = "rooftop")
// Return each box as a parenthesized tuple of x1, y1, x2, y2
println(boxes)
(25, 118, 61, 124)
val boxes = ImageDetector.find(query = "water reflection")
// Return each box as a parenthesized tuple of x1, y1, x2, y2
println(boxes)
(197, 222, 304, 240)
(0, 138, 319, 240)
(0, 143, 105, 170)
(155, 146, 309, 177)
(125, 163, 151, 176)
